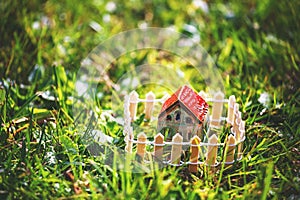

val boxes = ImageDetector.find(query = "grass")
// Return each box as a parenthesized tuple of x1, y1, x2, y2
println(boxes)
(0, 0, 299, 199)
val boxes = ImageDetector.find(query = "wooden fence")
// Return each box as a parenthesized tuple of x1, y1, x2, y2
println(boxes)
(123, 90, 246, 171)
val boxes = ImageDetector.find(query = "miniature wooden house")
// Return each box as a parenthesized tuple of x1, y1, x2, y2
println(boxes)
(157, 85, 209, 141)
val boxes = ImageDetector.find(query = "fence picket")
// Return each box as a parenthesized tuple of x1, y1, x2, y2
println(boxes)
(206, 134, 218, 166)
(225, 135, 236, 163)
(210, 92, 224, 128)
(144, 91, 155, 121)
(170, 133, 183, 165)
(125, 128, 133, 153)
(227, 95, 236, 126)
(137, 132, 147, 160)
(233, 103, 239, 134)
(153, 133, 164, 161)
(234, 111, 241, 141)
(238, 120, 245, 160)
(189, 135, 201, 172)
(129, 91, 139, 121)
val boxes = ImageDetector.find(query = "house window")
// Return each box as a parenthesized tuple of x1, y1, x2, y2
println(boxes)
(185, 117, 193, 124)
(175, 110, 181, 121)
(166, 115, 172, 121)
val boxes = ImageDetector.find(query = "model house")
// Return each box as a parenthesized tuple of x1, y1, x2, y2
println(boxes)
(157, 85, 209, 141)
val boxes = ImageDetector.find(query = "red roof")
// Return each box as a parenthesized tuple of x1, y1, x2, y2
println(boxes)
(159, 85, 208, 122)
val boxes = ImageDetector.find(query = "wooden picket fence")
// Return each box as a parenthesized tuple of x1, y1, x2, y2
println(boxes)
(123, 90, 246, 171)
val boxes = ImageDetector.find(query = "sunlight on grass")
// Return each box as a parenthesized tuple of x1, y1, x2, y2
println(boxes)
(0, 0, 299, 199)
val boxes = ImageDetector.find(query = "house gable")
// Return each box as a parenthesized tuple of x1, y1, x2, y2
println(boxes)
(158, 85, 208, 122)
(158, 101, 201, 125)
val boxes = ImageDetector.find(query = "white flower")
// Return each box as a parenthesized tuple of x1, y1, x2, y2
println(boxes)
(193, 0, 209, 13)
(103, 14, 111, 23)
(105, 2, 116, 12)
(258, 92, 271, 108)
(32, 21, 40, 30)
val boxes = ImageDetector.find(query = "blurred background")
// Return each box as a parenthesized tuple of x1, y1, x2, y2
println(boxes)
(0, 0, 300, 198)
(1, 0, 299, 97)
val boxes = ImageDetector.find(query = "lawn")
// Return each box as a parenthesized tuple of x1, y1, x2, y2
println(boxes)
(0, 0, 299, 199)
